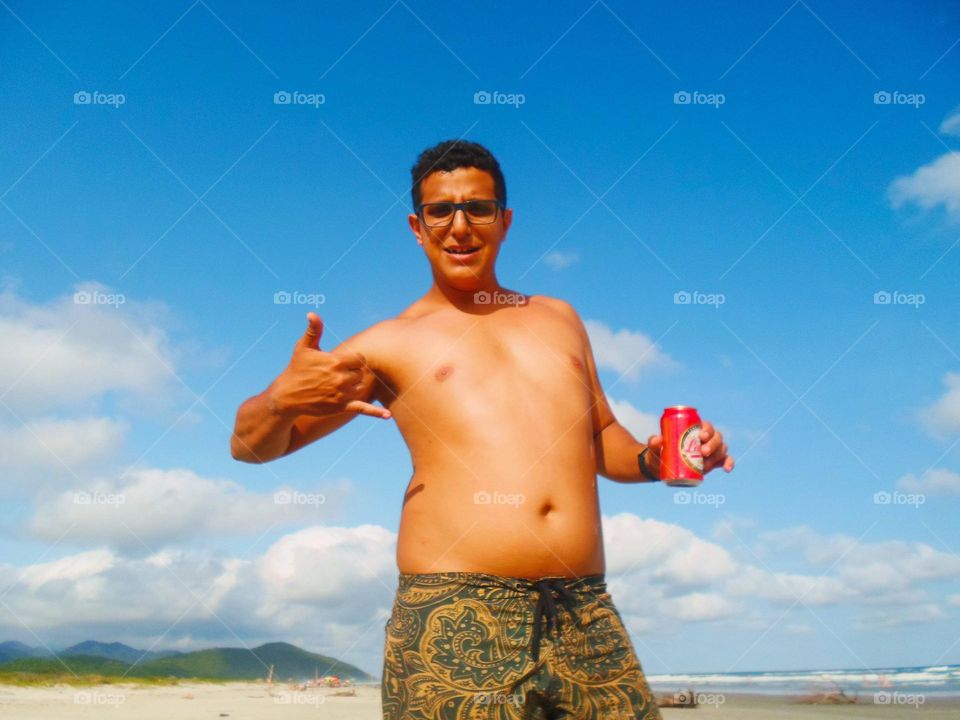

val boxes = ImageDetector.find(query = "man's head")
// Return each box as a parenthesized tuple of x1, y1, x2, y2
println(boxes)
(408, 140, 513, 294)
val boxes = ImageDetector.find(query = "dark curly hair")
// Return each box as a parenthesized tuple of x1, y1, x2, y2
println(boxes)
(410, 140, 507, 210)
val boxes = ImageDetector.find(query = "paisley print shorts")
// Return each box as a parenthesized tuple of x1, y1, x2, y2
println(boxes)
(381, 571, 662, 719)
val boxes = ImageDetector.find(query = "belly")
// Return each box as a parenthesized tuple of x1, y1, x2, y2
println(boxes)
(396, 466, 606, 578)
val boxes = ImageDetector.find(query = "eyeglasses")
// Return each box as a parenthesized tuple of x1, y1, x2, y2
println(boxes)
(415, 200, 503, 227)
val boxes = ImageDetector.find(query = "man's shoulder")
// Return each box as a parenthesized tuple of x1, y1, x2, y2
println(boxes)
(528, 294, 581, 321)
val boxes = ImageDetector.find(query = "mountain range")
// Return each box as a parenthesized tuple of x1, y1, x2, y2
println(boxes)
(0, 640, 373, 681)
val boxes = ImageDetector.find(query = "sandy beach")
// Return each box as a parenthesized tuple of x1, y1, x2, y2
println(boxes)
(0, 682, 958, 719)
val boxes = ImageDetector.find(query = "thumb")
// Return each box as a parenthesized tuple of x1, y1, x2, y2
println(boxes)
(299, 312, 323, 350)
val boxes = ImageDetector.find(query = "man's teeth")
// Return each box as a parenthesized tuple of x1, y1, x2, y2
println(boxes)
(445, 247, 479, 254)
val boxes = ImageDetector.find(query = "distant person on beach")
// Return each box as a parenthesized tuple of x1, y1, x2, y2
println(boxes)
(231, 139, 734, 719)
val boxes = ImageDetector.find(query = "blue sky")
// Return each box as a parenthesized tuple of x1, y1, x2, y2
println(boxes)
(1, 0, 960, 677)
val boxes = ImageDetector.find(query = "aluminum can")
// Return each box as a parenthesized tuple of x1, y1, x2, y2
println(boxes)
(660, 406, 703, 486)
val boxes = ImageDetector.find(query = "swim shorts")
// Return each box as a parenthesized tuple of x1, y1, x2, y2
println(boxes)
(381, 571, 662, 719)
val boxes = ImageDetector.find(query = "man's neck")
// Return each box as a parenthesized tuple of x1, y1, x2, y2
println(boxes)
(425, 277, 507, 312)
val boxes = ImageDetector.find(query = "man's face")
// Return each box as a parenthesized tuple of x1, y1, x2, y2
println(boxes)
(408, 166, 512, 291)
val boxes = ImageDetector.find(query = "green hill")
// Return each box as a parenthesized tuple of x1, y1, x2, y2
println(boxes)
(0, 654, 130, 676)
(135, 642, 371, 681)
(0, 642, 373, 683)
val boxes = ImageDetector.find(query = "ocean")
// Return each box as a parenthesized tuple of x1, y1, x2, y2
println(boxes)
(647, 664, 960, 697)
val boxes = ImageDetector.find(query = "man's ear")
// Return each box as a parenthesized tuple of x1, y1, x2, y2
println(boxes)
(408, 213, 424, 246)
(500, 207, 513, 241)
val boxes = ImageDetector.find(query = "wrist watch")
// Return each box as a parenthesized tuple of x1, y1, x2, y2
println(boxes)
(637, 447, 660, 482)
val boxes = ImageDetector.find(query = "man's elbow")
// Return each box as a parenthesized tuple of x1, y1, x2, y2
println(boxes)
(230, 436, 273, 464)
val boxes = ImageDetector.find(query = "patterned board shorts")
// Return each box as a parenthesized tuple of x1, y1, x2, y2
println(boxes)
(381, 571, 663, 719)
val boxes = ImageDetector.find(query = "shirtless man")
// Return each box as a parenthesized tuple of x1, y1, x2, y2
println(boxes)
(231, 140, 733, 719)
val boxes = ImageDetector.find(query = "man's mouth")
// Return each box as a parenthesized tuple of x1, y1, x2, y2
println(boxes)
(443, 245, 482, 257)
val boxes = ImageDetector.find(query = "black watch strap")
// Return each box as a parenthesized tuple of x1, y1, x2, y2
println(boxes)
(638, 447, 660, 482)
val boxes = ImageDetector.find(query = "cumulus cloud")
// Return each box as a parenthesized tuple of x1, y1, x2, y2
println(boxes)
(29, 467, 352, 552)
(897, 468, 960, 496)
(920, 372, 960, 438)
(543, 250, 579, 270)
(0, 281, 181, 416)
(940, 109, 960, 136)
(0, 416, 127, 479)
(0, 526, 398, 676)
(888, 153, 960, 219)
(607, 397, 659, 440)
(585, 320, 677, 381)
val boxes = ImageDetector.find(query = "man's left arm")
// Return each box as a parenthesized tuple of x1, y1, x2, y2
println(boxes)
(562, 303, 734, 482)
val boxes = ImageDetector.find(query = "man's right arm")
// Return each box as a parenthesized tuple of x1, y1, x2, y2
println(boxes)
(230, 313, 391, 464)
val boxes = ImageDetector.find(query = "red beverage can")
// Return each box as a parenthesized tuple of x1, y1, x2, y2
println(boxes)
(660, 406, 703, 486)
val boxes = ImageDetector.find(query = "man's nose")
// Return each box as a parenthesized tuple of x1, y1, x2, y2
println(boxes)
(450, 208, 471, 237)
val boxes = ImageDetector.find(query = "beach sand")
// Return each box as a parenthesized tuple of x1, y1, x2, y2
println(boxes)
(0, 682, 958, 718)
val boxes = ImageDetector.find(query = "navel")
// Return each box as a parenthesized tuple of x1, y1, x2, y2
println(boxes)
(434, 364, 454, 382)
(539, 502, 554, 516)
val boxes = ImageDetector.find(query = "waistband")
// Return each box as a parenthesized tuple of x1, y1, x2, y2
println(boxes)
(397, 570, 607, 596)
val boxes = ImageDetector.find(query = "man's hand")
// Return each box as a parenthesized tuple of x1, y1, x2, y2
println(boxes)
(644, 419, 734, 477)
(269, 312, 391, 420)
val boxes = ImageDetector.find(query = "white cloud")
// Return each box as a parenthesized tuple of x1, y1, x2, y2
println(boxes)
(29, 467, 352, 551)
(940, 109, 960, 136)
(897, 468, 960, 496)
(607, 397, 659, 440)
(888, 153, 960, 219)
(0, 416, 127, 476)
(920, 372, 960, 438)
(0, 281, 180, 416)
(543, 250, 579, 270)
(663, 592, 736, 622)
(584, 319, 677, 381)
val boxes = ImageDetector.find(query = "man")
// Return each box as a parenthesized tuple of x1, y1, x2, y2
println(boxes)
(231, 140, 733, 719)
